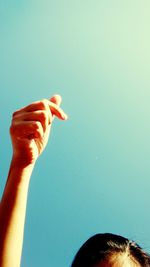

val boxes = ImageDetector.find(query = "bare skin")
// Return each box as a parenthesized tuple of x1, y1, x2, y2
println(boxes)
(0, 95, 68, 267)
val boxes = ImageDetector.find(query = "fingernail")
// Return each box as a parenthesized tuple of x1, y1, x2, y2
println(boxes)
(63, 113, 68, 120)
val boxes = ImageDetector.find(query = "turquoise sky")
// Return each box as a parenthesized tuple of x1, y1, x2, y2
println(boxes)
(1, 1, 150, 266)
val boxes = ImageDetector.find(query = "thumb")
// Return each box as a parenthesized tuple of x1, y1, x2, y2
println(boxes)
(50, 94, 62, 106)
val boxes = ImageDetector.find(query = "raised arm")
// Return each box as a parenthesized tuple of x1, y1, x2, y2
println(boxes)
(0, 95, 68, 267)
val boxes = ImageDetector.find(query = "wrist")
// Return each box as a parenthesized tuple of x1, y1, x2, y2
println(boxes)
(3, 156, 35, 198)
(11, 153, 37, 169)
(9, 156, 36, 184)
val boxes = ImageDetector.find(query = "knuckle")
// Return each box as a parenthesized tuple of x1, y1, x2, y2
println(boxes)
(12, 111, 17, 117)
(35, 128, 42, 137)
(34, 121, 41, 129)
(40, 110, 48, 121)
(40, 99, 48, 110)
(9, 122, 17, 136)
(34, 121, 43, 136)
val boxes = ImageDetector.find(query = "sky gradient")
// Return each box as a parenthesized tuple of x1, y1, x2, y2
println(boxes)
(0, 1, 150, 266)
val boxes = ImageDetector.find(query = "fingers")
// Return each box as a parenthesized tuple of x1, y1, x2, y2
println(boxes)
(10, 121, 44, 140)
(13, 111, 52, 132)
(10, 96, 68, 142)
(13, 98, 68, 120)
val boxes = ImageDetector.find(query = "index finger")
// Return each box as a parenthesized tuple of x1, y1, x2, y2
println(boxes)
(50, 95, 62, 106)
(48, 100, 68, 120)
(13, 98, 68, 120)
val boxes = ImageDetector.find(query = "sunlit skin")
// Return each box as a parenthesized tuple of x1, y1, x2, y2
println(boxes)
(0, 95, 68, 267)
(10, 95, 68, 166)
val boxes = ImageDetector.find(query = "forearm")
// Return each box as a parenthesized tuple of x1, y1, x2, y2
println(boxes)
(0, 157, 35, 267)
(0, 95, 67, 267)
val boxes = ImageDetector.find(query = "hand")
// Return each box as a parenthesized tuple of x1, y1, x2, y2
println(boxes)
(10, 95, 68, 166)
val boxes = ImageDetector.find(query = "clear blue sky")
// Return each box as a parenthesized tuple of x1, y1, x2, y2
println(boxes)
(0, 1, 150, 266)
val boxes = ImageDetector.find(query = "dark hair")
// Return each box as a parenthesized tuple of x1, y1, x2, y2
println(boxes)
(71, 233, 150, 267)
